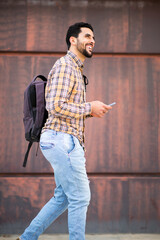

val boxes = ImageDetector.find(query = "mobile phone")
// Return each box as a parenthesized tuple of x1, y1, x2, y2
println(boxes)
(109, 102, 116, 106)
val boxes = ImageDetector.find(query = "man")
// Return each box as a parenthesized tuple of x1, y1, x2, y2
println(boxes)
(18, 22, 112, 240)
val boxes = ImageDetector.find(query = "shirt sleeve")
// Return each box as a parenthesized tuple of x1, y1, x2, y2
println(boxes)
(45, 63, 92, 119)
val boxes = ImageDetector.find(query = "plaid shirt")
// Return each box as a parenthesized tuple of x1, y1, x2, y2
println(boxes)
(42, 51, 91, 148)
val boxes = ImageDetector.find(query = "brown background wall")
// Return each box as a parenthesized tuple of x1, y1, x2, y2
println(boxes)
(0, 0, 160, 234)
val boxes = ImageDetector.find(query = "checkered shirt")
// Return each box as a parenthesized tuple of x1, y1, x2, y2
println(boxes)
(42, 51, 91, 148)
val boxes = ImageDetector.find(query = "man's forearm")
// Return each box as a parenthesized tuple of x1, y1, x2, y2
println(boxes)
(48, 101, 91, 119)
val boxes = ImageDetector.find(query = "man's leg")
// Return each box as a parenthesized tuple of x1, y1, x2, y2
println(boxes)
(20, 130, 69, 240)
(52, 133, 91, 240)
(20, 180, 68, 240)
(64, 148, 90, 240)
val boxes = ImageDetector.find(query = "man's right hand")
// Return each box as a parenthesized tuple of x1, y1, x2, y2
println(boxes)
(90, 101, 112, 118)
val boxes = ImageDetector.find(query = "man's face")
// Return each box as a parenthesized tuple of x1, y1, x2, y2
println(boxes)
(76, 27, 95, 58)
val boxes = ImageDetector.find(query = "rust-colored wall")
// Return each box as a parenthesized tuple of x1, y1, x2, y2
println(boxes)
(0, 0, 160, 234)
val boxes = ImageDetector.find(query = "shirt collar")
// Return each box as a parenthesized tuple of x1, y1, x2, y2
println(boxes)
(67, 50, 84, 69)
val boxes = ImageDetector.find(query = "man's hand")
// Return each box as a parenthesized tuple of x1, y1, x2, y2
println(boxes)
(90, 101, 112, 118)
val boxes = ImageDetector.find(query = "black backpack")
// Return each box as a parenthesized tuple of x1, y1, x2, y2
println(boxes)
(23, 75, 48, 167)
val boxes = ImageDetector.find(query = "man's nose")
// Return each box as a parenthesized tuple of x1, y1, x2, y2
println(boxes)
(91, 37, 95, 45)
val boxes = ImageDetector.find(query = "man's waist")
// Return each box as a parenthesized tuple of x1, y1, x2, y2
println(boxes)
(42, 119, 85, 148)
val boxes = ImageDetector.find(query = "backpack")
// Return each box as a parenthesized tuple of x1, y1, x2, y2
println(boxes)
(23, 75, 48, 167)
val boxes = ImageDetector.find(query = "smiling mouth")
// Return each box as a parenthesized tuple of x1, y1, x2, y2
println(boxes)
(86, 44, 93, 52)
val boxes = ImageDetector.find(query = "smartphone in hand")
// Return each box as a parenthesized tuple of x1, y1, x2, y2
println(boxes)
(109, 102, 116, 106)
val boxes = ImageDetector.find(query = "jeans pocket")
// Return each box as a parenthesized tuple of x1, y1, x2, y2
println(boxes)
(40, 130, 57, 150)
(40, 142, 55, 150)
(63, 134, 75, 154)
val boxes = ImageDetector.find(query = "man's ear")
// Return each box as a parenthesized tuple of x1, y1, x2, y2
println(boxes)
(69, 36, 77, 46)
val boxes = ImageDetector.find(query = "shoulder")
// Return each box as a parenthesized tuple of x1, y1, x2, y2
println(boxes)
(50, 55, 75, 75)
(55, 54, 75, 68)
(48, 54, 76, 80)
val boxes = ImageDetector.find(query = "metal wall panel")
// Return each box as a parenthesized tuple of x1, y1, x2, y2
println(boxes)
(0, 1, 160, 53)
(0, 55, 159, 173)
(85, 56, 160, 173)
(1, 177, 160, 233)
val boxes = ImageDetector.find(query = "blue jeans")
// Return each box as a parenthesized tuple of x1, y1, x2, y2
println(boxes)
(20, 130, 91, 240)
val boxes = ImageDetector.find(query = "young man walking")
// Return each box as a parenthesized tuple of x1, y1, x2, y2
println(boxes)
(18, 22, 112, 240)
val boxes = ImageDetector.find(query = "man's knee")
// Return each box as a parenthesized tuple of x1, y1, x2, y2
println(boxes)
(79, 187, 91, 206)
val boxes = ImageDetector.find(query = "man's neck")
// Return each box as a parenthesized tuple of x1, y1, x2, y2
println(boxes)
(69, 46, 85, 62)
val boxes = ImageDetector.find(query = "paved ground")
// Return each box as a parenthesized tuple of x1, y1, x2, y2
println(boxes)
(0, 234, 160, 240)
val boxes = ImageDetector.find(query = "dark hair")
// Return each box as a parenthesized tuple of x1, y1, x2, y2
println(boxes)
(66, 22, 94, 50)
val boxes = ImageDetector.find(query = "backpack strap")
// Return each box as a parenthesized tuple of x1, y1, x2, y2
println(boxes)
(83, 75, 89, 91)
(32, 80, 47, 138)
(23, 142, 33, 167)
(33, 75, 47, 82)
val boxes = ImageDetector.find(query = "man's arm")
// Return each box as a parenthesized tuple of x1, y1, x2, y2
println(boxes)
(45, 64, 91, 119)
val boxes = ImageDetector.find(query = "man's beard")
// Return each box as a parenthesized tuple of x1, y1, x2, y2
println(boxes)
(77, 40, 93, 58)
(82, 48, 93, 58)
